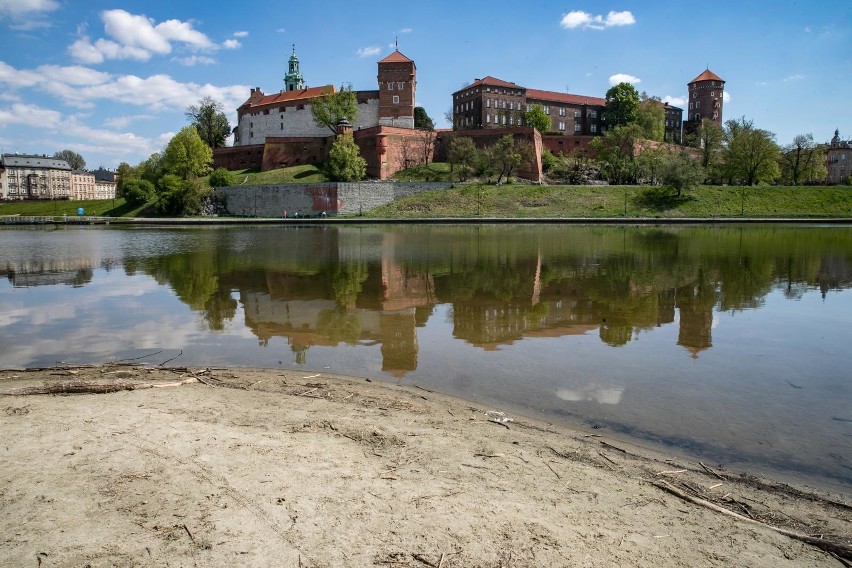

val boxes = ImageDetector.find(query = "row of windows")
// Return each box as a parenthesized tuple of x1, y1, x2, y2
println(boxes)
(386, 82, 405, 90)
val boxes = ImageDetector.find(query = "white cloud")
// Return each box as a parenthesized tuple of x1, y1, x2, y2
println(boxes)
(69, 9, 216, 64)
(357, 45, 381, 58)
(173, 55, 216, 66)
(783, 73, 805, 82)
(609, 73, 641, 86)
(0, 103, 62, 129)
(398, 27, 412, 34)
(103, 114, 154, 129)
(722, 91, 731, 103)
(662, 95, 686, 107)
(276, 28, 286, 33)
(223, 38, 241, 49)
(804, 26, 811, 32)
(560, 10, 635, 30)
(0, 60, 249, 114)
(233, 30, 249, 38)
(0, 0, 58, 17)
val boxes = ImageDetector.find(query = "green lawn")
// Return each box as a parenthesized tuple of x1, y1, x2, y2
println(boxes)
(226, 164, 329, 185)
(0, 198, 144, 218)
(363, 184, 852, 219)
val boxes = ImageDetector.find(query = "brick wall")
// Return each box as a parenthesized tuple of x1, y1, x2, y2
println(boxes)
(435, 128, 543, 181)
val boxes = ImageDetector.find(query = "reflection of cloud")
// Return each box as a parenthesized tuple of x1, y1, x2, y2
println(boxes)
(557, 386, 624, 405)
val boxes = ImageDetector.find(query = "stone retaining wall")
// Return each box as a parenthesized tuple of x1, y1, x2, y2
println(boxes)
(214, 182, 452, 217)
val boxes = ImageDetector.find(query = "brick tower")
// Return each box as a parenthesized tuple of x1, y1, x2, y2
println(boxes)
(684, 68, 724, 136)
(377, 50, 416, 128)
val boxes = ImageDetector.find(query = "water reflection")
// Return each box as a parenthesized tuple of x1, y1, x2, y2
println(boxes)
(2, 224, 851, 487)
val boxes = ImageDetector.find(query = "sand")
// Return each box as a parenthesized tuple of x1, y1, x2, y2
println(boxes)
(1, 365, 850, 567)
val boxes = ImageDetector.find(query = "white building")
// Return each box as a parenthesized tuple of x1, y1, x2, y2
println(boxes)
(0, 154, 72, 201)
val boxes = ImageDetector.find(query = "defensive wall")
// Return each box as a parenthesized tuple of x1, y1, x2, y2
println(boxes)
(214, 182, 452, 217)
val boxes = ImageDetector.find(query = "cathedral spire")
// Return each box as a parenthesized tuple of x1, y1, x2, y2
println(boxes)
(284, 44, 305, 91)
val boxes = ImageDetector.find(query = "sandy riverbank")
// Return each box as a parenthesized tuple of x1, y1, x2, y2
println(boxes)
(1, 365, 850, 567)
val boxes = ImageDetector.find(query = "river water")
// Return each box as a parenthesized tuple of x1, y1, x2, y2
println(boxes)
(1, 224, 850, 490)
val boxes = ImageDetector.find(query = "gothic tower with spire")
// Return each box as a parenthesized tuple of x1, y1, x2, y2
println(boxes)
(284, 44, 305, 91)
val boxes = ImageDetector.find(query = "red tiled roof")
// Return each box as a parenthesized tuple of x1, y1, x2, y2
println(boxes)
(526, 88, 606, 107)
(459, 76, 524, 92)
(379, 50, 413, 63)
(241, 85, 335, 108)
(689, 69, 724, 84)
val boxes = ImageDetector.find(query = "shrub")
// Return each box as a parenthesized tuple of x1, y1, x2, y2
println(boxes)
(123, 179, 156, 206)
(209, 168, 236, 187)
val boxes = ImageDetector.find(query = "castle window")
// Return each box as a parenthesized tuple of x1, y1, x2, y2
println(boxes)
(574, 123, 581, 132)
(393, 95, 399, 104)
(486, 99, 490, 108)
(502, 115, 506, 125)
(559, 121, 565, 131)
(711, 91, 714, 96)
(696, 101, 700, 108)
(574, 109, 581, 118)
(510, 116, 514, 125)
(559, 108, 565, 116)
(487, 114, 490, 123)
(388, 82, 394, 90)
(591, 124, 597, 133)
(397, 82, 404, 90)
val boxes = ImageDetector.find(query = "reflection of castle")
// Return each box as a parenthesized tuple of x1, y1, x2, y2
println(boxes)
(4, 259, 95, 288)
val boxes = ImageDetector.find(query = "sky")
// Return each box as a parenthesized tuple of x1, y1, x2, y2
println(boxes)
(0, 0, 849, 170)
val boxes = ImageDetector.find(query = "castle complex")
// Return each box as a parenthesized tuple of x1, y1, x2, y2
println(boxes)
(232, 46, 415, 147)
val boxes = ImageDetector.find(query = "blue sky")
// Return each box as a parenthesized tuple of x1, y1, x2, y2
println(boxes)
(0, 0, 849, 170)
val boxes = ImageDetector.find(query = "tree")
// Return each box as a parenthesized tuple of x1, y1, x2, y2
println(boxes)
(696, 118, 725, 170)
(327, 134, 366, 181)
(660, 152, 705, 197)
(414, 106, 434, 130)
(603, 82, 640, 128)
(524, 104, 551, 134)
(157, 175, 209, 215)
(137, 152, 163, 184)
(488, 135, 532, 184)
(723, 117, 780, 186)
(447, 136, 478, 181)
(590, 124, 643, 184)
(123, 179, 156, 206)
(162, 126, 213, 180)
(115, 162, 134, 197)
(311, 84, 359, 134)
(636, 99, 665, 142)
(779, 134, 826, 185)
(53, 149, 85, 170)
(185, 96, 231, 149)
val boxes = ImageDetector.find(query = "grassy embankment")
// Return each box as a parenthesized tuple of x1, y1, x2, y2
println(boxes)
(3, 162, 850, 219)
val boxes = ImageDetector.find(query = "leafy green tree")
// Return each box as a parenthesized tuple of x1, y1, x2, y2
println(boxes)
(162, 126, 213, 180)
(53, 149, 85, 170)
(489, 135, 532, 184)
(779, 134, 826, 185)
(327, 134, 366, 181)
(209, 167, 236, 187)
(157, 175, 210, 215)
(447, 136, 478, 181)
(185, 96, 231, 149)
(696, 118, 725, 170)
(136, 153, 163, 184)
(660, 152, 705, 197)
(311, 84, 359, 134)
(723, 117, 780, 186)
(115, 162, 134, 197)
(636, 98, 665, 142)
(524, 104, 551, 134)
(414, 106, 434, 130)
(541, 148, 557, 172)
(590, 124, 643, 184)
(123, 179, 156, 206)
(603, 83, 640, 128)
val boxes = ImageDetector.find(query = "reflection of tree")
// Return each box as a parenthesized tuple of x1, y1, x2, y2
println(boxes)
(203, 288, 237, 331)
(331, 262, 368, 310)
(317, 309, 362, 344)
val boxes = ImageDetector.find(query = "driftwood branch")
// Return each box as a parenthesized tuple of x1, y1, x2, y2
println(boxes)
(0, 377, 198, 396)
(652, 480, 852, 561)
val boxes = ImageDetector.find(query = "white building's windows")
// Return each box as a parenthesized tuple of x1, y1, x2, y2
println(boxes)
(393, 95, 399, 104)
(543, 106, 549, 114)
(559, 108, 566, 116)
(502, 115, 506, 125)
(510, 102, 514, 110)
(486, 99, 490, 108)
(502, 100, 507, 109)
(574, 109, 581, 118)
